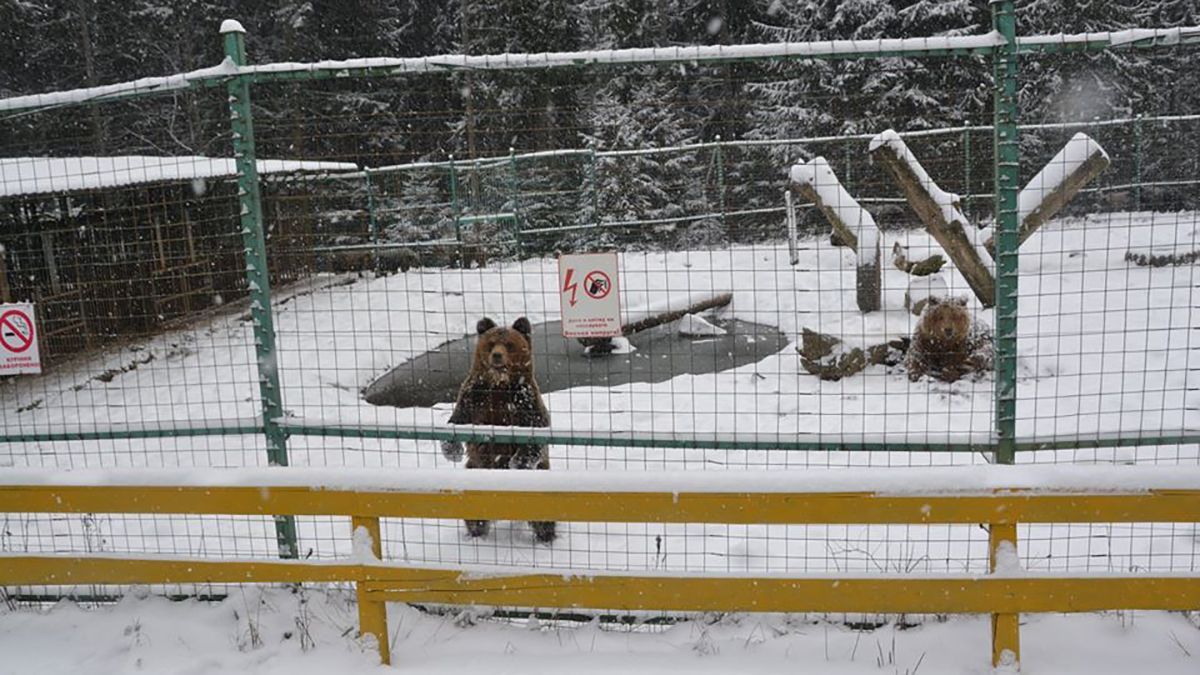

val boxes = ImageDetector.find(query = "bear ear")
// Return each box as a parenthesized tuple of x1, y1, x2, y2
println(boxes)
(951, 296, 968, 307)
(511, 316, 532, 337)
(927, 296, 941, 307)
(476, 317, 497, 335)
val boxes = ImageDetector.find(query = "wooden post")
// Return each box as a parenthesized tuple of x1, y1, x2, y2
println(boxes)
(790, 158, 881, 312)
(989, 522, 1020, 670)
(984, 134, 1109, 256)
(351, 515, 391, 665)
(869, 133, 995, 307)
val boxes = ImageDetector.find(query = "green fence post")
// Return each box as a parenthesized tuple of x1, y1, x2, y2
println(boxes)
(221, 20, 298, 558)
(365, 168, 379, 272)
(508, 147, 523, 257)
(588, 148, 599, 227)
(844, 141, 852, 190)
(963, 127, 972, 214)
(991, 1, 1020, 466)
(449, 155, 462, 243)
(1133, 114, 1143, 210)
(714, 135, 728, 235)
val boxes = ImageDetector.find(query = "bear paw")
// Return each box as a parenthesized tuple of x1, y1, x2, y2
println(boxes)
(464, 519, 490, 538)
(530, 521, 557, 543)
(440, 440, 465, 462)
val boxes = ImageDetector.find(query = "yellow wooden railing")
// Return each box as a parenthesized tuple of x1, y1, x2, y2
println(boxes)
(2, 478, 1199, 670)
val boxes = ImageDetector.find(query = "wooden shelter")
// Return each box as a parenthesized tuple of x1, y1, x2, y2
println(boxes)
(0, 156, 356, 364)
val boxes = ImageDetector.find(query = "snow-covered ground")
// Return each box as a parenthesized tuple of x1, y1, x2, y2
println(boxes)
(1, 589, 1198, 675)
(0, 211, 1196, 577)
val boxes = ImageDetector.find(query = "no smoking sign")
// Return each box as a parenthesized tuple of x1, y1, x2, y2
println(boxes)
(0, 303, 41, 375)
(558, 253, 621, 338)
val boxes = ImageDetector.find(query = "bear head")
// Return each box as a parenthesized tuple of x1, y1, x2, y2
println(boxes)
(919, 296, 971, 348)
(472, 317, 535, 385)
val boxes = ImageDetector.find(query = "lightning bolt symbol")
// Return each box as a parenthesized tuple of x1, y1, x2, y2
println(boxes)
(563, 268, 578, 307)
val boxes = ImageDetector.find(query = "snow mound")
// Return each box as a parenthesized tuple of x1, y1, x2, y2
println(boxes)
(677, 313, 726, 337)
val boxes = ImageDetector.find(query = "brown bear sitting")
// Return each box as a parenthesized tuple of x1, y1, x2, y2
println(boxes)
(442, 317, 555, 543)
(906, 296, 993, 383)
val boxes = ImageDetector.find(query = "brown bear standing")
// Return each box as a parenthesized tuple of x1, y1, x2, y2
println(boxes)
(443, 317, 555, 543)
(906, 297, 993, 383)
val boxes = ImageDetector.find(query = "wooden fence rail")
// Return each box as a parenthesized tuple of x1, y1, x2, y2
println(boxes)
(2, 474, 1199, 670)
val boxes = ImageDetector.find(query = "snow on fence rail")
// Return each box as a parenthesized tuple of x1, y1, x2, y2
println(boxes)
(1, 27, 1198, 115)
(3, 470, 1198, 669)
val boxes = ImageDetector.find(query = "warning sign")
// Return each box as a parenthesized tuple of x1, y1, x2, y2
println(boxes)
(0, 303, 41, 375)
(558, 253, 621, 338)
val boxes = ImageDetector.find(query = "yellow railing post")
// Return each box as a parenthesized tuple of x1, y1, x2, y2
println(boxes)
(989, 522, 1020, 669)
(351, 515, 391, 665)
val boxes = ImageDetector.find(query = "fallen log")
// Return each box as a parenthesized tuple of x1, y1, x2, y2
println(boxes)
(579, 293, 734, 354)
(798, 328, 910, 381)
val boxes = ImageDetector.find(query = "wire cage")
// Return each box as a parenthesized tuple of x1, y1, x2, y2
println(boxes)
(0, 8, 1197, 607)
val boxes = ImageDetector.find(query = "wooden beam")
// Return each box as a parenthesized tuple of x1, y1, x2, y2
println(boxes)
(5, 555, 1198, 616)
(1, 555, 362, 586)
(986, 134, 1110, 256)
(3, 484, 1198, 525)
(620, 293, 733, 336)
(352, 516, 391, 665)
(869, 131, 996, 307)
(989, 522, 1020, 669)
(366, 573, 1200, 615)
(790, 157, 881, 312)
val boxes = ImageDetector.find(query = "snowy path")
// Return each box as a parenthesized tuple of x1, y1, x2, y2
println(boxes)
(1, 590, 1197, 675)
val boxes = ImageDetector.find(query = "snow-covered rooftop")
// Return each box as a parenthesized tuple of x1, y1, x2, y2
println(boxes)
(0, 155, 358, 198)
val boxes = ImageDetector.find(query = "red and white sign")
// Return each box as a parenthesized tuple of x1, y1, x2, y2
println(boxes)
(558, 253, 621, 338)
(0, 303, 41, 375)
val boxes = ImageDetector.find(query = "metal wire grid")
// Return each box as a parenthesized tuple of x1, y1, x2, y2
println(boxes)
(0, 42, 1196, 595)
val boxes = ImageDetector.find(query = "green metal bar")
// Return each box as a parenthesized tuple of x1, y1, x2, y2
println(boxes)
(991, 0, 1020, 466)
(275, 421, 1200, 454)
(1013, 434, 1200, 453)
(0, 420, 1193, 454)
(365, 169, 380, 272)
(963, 127, 972, 212)
(448, 155, 462, 243)
(588, 148, 599, 227)
(508, 146, 523, 257)
(277, 420, 993, 453)
(844, 142, 852, 190)
(0, 422, 264, 444)
(1133, 115, 1143, 210)
(714, 135, 728, 234)
(222, 20, 298, 559)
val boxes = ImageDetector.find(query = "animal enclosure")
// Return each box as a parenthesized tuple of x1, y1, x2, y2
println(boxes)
(0, 9, 1198, 668)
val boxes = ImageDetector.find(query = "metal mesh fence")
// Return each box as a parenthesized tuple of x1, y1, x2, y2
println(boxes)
(0, 21, 1198, 604)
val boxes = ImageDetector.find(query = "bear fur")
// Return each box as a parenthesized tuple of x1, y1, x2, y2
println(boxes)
(906, 296, 993, 383)
(443, 316, 555, 543)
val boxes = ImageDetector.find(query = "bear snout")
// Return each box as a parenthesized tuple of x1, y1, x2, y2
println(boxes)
(489, 348, 507, 367)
